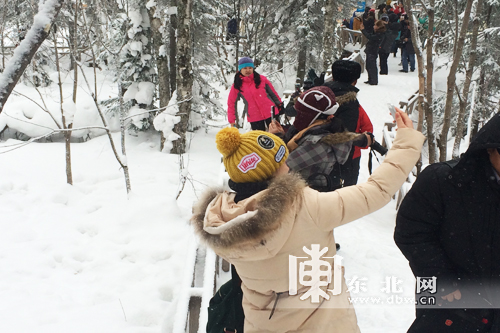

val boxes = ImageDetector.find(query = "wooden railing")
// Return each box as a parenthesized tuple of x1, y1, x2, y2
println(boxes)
(337, 26, 367, 50)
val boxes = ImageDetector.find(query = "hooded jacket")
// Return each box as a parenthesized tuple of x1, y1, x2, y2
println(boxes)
(395, 113, 500, 330)
(227, 73, 282, 124)
(193, 128, 425, 333)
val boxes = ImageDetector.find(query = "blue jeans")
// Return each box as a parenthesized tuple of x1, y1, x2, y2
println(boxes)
(402, 48, 415, 72)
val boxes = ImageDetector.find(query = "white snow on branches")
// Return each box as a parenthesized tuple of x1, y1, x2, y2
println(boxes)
(153, 91, 181, 152)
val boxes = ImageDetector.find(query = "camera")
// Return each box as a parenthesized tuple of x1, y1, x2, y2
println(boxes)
(367, 132, 388, 155)
(371, 140, 388, 156)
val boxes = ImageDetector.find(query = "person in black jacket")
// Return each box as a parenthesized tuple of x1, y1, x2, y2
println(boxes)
(379, 13, 401, 75)
(399, 15, 416, 72)
(394, 112, 500, 333)
(361, 20, 387, 85)
(323, 60, 374, 187)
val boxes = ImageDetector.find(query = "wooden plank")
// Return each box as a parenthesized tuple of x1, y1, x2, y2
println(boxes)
(188, 296, 202, 333)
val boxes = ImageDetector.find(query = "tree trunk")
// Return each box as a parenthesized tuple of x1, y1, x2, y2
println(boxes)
(53, 30, 73, 185)
(118, 80, 132, 193)
(234, 0, 241, 72)
(322, 0, 335, 72)
(72, 0, 79, 102)
(438, 0, 473, 162)
(296, 43, 307, 86)
(451, 0, 483, 159)
(169, 0, 177, 95)
(425, 0, 437, 163)
(171, 0, 193, 155)
(0, 0, 64, 114)
(148, 5, 171, 151)
(403, 0, 425, 133)
(0, 0, 7, 72)
(471, 4, 492, 139)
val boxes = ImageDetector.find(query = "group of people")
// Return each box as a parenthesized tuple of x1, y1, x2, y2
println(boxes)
(345, 2, 416, 85)
(192, 56, 500, 333)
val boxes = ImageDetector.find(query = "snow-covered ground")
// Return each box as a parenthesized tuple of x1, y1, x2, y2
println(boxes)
(0, 54, 426, 333)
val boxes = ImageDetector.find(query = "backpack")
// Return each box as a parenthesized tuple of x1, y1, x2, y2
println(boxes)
(207, 266, 245, 333)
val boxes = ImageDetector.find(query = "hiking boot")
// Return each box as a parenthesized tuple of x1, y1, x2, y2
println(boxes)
(399, 69, 408, 73)
(410, 69, 415, 72)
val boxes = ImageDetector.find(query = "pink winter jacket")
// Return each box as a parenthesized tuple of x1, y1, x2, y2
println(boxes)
(227, 73, 282, 124)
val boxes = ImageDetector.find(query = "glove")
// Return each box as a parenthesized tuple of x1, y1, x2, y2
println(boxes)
(277, 102, 285, 115)
(313, 72, 325, 87)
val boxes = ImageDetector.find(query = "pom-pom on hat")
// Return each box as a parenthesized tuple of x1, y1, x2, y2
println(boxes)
(293, 86, 339, 131)
(216, 127, 289, 183)
(238, 57, 255, 71)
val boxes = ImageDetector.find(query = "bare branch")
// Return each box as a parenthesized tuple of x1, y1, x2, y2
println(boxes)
(0, 0, 64, 114)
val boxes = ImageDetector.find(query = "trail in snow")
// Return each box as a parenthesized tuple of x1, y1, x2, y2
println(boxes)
(0, 53, 419, 333)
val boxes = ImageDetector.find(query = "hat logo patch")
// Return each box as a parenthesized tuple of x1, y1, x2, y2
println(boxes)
(238, 153, 262, 173)
(314, 94, 324, 101)
(257, 135, 275, 150)
(275, 145, 286, 163)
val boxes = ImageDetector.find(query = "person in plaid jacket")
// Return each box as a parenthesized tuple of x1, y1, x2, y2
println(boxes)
(269, 86, 372, 192)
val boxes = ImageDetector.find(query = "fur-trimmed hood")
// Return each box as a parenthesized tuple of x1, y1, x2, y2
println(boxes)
(319, 131, 360, 146)
(335, 91, 358, 106)
(191, 173, 306, 257)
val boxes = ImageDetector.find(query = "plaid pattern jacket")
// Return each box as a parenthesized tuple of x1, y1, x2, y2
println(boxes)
(287, 133, 353, 191)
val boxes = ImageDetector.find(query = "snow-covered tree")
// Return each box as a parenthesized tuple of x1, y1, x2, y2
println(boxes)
(120, 0, 156, 132)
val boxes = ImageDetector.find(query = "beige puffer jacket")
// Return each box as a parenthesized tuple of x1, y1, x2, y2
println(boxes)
(192, 128, 425, 333)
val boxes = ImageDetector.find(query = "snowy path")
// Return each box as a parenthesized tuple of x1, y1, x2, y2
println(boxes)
(0, 53, 419, 333)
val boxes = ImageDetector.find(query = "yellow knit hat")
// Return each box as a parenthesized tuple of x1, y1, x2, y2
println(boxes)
(216, 128, 289, 183)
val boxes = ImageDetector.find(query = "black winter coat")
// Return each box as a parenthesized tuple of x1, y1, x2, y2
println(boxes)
(380, 22, 401, 53)
(400, 21, 415, 54)
(362, 28, 386, 55)
(322, 81, 361, 133)
(395, 113, 500, 332)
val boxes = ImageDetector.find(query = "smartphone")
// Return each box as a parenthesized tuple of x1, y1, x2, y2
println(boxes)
(271, 106, 276, 122)
(388, 103, 397, 120)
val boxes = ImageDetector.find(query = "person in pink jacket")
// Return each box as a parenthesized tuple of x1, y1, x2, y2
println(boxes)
(228, 57, 283, 130)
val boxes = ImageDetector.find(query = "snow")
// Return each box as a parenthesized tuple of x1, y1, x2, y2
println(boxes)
(124, 82, 155, 105)
(62, 100, 76, 125)
(153, 91, 182, 152)
(0, 48, 437, 333)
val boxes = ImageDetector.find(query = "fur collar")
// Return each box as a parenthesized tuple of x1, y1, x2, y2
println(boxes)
(320, 131, 360, 146)
(335, 91, 358, 106)
(191, 173, 306, 250)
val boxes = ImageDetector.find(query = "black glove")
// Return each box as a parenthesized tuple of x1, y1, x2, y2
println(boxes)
(313, 72, 325, 87)
(277, 102, 285, 115)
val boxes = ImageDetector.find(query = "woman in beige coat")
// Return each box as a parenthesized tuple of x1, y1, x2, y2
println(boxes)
(192, 109, 424, 332)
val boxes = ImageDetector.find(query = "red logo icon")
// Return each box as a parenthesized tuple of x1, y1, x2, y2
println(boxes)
(237, 153, 261, 173)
